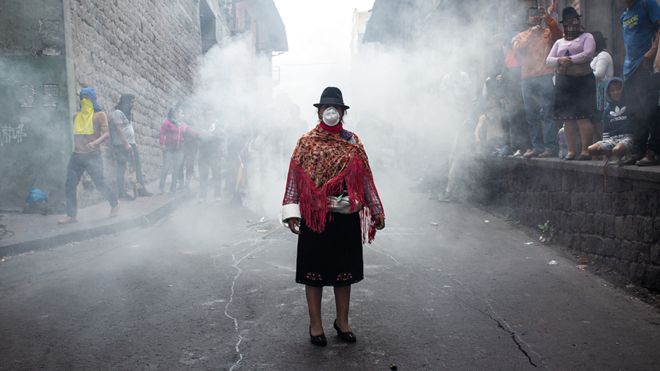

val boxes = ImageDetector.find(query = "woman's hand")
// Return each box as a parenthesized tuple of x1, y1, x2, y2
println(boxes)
(374, 214, 385, 230)
(558, 57, 572, 67)
(286, 218, 301, 234)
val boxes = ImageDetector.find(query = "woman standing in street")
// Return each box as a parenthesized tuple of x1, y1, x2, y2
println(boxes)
(546, 7, 596, 160)
(281, 87, 385, 346)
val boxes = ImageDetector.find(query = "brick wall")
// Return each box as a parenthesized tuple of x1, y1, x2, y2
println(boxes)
(66, 0, 203, 193)
(467, 158, 660, 291)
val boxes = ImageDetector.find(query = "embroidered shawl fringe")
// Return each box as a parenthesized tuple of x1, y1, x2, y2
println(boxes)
(287, 154, 377, 243)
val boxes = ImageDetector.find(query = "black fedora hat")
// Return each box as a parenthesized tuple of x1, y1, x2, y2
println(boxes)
(313, 87, 350, 110)
(561, 7, 580, 23)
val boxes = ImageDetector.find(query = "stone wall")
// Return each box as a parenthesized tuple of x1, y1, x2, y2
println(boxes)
(468, 158, 660, 291)
(0, 0, 70, 211)
(66, 0, 203, 189)
(0, 0, 65, 55)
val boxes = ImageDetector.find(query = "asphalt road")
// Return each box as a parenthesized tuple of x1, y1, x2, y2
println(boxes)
(1, 191, 659, 370)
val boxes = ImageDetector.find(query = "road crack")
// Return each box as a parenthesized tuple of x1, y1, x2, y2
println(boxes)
(218, 238, 264, 371)
(449, 279, 547, 369)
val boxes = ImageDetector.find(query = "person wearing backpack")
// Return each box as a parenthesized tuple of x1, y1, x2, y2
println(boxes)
(620, 0, 660, 166)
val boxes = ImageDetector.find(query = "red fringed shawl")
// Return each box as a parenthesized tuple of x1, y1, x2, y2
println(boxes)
(283, 125, 384, 243)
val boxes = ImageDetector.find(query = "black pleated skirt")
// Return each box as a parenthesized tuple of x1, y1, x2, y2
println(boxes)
(296, 212, 364, 287)
(554, 73, 596, 120)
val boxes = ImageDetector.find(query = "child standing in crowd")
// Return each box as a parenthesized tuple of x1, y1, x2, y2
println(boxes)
(587, 78, 635, 165)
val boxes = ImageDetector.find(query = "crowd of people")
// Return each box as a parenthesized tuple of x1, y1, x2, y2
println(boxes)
(56, 89, 238, 224)
(474, 0, 660, 167)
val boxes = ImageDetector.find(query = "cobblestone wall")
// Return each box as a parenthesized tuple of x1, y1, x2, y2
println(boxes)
(471, 158, 660, 291)
(67, 0, 203, 195)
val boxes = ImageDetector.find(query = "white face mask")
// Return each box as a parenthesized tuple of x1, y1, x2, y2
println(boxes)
(322, 107, 341, 126)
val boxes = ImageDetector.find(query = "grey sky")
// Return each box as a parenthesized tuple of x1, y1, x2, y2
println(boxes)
(272, 0, 374, 120)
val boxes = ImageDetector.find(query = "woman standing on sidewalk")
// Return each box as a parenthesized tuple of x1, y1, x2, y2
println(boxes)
(281, 87, 385, 346)
(158, 106, 186, 194)
(546, 7, 596, 160)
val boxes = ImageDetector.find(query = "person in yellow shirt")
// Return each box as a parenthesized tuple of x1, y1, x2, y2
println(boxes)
(58, 87, 119, 224)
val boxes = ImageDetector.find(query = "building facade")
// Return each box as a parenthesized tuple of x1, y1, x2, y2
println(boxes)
(0, 0, 286, 211)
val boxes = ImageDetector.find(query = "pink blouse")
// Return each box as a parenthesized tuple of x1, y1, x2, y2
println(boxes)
(546, 32, 596, 66)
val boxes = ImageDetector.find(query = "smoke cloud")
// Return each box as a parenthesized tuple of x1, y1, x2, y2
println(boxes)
(182, 0, 526, 220)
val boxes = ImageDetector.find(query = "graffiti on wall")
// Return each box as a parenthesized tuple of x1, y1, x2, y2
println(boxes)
(16, 84, 60, 108)
(18, 85, 36, 108)
(0, 123, 28, 146)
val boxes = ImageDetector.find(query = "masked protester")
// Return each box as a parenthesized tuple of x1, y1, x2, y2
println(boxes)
(546, 7, 596, 160)
(512, 7, 563, 158)
(58, 87, 119, 224)
(281, 87, 385, 347)
(109, 94, 152, 199)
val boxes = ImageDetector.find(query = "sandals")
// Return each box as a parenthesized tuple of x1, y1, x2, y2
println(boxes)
(564, 153, 592, 161)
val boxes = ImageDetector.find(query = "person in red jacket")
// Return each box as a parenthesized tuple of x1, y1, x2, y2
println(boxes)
(159, 105, 186, 194)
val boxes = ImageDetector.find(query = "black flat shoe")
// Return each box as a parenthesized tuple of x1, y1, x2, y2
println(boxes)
(333, 320, 357, 343)
(309, 327, 327, 347)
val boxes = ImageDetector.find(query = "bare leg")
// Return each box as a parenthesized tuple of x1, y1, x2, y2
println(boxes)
(564, 121, 577, 158)
(334, 285, 352, 331)
(306, 286, 323, 335)
(587, 143, 609, 157)
(612, 143, 628, 157)
(577, 119, 594, 156)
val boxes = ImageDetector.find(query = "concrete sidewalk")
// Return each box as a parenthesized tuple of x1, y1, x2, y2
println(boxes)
(0, 190, 193, 257)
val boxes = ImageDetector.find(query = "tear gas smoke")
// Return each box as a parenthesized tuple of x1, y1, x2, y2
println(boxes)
(184, 0, 527, 220)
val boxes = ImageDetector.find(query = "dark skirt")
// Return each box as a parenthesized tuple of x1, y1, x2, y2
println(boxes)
(296, 212, 364, 287)
(553, 73, 596, 120)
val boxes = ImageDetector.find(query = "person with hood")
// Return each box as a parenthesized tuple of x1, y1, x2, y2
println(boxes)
(591, 31, 615, 141)
(281, 87, 385, 347)
(512, 6, 563, 158)
(587, 78, 635, 165)
(546, 7, 596, 160)
(58, 87, 119, 224)
(159, 105, 187, 194)
(109, 94, 152, 199)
